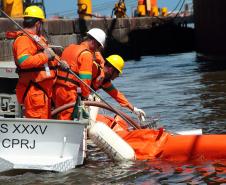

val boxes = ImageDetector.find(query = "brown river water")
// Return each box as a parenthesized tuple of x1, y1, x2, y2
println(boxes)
(1, 52, 226, 184)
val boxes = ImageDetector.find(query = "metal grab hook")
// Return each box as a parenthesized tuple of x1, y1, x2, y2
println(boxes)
(139, 116, 160, 129)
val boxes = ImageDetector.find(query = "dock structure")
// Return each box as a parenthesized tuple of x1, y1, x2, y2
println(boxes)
(0, 16, 194, 61)
(194, 0, 226, 61)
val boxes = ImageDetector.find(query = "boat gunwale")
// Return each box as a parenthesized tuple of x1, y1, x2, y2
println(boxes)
(0, 117, 89, 126)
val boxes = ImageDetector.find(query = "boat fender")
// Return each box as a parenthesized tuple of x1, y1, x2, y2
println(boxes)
(88, 121, 136, 161)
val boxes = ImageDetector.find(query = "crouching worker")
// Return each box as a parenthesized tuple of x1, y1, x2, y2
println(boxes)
(12, 6, 57, 119)
(52, 28, 106, 120)
(91, 54, 146, 119)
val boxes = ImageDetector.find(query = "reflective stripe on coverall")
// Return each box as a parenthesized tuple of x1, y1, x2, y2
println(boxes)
(53, 42, 93, 120)
(12, 31, 57, 119)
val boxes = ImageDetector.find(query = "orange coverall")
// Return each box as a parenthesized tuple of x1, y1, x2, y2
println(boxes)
(12, 31, 57, 119)
(53, 42, 93, 120)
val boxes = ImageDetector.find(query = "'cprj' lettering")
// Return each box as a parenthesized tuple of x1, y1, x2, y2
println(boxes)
(2, 138, 36, 149)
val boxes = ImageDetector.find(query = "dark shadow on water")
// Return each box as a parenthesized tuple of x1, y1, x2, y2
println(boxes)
(0, 169, 53, 176)
(196, 54, 226, 72)
(196, 57, 226, 72)
(194, 55, 226, 133)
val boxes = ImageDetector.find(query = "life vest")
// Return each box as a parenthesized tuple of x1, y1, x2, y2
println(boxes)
(12, 31, 57, 84)
(55, 43, 92, 88)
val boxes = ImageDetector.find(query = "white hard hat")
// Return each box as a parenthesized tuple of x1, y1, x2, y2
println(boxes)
(87, 28, 106, 48)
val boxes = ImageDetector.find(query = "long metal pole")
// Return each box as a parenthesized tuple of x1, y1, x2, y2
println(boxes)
(0, 8, 140, 129)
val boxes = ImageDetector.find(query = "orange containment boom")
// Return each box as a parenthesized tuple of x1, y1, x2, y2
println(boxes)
(97, 114, 226, 162)
(160, 135, 226, 162)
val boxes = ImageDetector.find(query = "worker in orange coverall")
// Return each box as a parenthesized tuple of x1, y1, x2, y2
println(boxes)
(52, 28, 106, 120)
(12, 6, 58, 119)
(91, 54, 146, 119)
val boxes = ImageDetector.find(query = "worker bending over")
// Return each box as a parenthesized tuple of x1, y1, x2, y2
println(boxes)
(53, 28, 106, 120)
(91, 54, 146, 119)
(12, 6, 57, 119)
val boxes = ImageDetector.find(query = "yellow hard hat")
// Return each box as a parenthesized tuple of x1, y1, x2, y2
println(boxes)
(162, 7, 168, 16)
(24, 5, 45, 20)
(106, 55, 124, 74)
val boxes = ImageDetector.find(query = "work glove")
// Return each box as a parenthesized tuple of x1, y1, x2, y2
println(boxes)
(88, 94, 100, 102)
(59, 60, 70, 71)
(44, 47, 55, 61)
(133, 107, 146, 121)
(88, 94, 94, 101)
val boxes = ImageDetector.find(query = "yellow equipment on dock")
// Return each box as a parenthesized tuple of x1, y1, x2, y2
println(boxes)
(137, 0, 165, 17)
(161, 7, 168, 16)
(112, 0, 127, 18)
(137, 0, 146, 16)
(2, 0, 23, 18)
(77, 0, 92, 19)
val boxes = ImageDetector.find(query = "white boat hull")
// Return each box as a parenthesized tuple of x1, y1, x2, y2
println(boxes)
(0, 118, 88, 172)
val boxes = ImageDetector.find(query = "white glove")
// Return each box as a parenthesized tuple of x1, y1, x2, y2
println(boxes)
(88, 94, 94, 101)
(133, 107, 146, 120)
